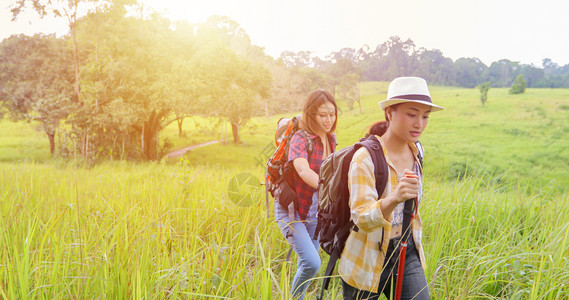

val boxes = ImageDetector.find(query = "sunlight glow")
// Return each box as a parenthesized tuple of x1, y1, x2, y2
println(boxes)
(1, 0, 569, 65)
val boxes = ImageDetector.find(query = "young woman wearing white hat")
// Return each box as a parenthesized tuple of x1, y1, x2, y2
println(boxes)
(339, 77, 443, 299)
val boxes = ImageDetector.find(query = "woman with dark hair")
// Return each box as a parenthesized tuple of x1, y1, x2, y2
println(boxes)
(340, 77, 444, 300)
(275, 89, 337, 299)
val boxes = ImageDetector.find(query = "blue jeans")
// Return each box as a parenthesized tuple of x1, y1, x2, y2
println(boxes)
(275, 193, 320, 300)
(341, 234, 429, 300)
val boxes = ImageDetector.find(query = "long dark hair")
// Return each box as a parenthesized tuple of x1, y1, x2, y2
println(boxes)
(301, 89, 337, 135)
(368, 104, 400, 136)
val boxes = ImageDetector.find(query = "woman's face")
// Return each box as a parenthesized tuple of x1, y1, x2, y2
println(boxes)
(315, 101, 336, 134)
(388, 102, 431, 143)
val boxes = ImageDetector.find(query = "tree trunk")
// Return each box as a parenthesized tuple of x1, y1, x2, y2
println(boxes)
(231, 122, 240, 144)
(70, 22, 81, 104)
(122, 134, 126, 160)
(141, 123, 145, 159)
(111, 135, 118, 160)
(223, 120, 227, 144)
(144, 127, 159, 160)
(81, 131, 87, 157)
(47, 132, 55, 156)
(356, 90, 363, 113)
(142, 110, 162, 160)
(177, 118, 183, 136)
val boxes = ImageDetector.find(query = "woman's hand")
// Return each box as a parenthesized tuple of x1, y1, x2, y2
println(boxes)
(391, 170, 419, 204)
(380, 169, 418, 218)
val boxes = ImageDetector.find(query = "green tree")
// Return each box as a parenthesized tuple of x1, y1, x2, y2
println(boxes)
(201, 15, 271, 64)
(77, 10, 194, 160)
(509, 74, 527, 94)
(454, 57, 487, 88)
(11, 0, 137, 159)
(361, 36, 416, 81)
(328, 47, 359, 64)
(519, 65, 544, 87)
(0, 34, 74, 155)
(264, 63, 305, 115)
(414, 48, 455, 85)
(164, 20, 202, 137)
(9, 0, 126, 103)
(191, 42, 271, 144)
(298, 68, 331, 95)
(483, 59, 521, 87)
(478, 81, 491, 106)
(323, 58, 360, 97)
(279, 50, 315, 68)
(337, 73, 361, 112)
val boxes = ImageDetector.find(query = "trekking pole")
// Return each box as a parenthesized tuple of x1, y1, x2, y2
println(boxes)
(263, 176, 269, 218)
(394, 173, 419, 300)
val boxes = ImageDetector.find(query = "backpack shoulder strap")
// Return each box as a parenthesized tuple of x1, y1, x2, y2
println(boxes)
(414, 140, 423, 167)
(358, 136, 388, 250)
(414, 140, 423, 176)
(298, 129, 313, 155)
(358, 136, 388, 197)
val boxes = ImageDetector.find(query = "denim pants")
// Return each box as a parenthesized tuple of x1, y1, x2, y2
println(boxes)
(341, 234, 429, 300)
(275, 193, 320, 300)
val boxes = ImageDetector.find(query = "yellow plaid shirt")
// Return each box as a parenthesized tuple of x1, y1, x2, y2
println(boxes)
(338, 136, 426, 292)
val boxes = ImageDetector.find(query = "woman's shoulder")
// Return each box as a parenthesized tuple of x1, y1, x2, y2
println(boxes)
(289, 130, 315, 154)
(291, 130, 311, 142)
(407, 141, 424, 160)
(352, 146, 373, 164)
(329, 132, 337, 141)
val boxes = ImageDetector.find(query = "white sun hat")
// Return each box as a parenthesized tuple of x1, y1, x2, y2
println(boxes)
(378, 77, 444, 112)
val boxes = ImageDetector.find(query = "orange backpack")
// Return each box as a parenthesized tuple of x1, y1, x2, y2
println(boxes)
(264, 115, 313, 217)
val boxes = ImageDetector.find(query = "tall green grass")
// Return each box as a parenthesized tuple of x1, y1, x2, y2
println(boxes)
(0, 161, 292, 298)
(0, 120, 51, 163)
(1, 161, 568, 299)
(424, 176, 569, 299)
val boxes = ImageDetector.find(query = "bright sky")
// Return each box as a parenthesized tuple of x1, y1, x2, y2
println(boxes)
(2, 0, 569, 67)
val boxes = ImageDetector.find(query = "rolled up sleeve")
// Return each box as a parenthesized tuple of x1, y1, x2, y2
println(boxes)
(288, 132, 308, 161)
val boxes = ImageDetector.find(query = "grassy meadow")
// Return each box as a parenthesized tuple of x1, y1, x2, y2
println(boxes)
(1, 82, 568, 299)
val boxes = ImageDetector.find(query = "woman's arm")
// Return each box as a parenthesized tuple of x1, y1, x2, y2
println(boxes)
(347, 147, 392, 232)
(293, 158, 319, 189)
(288, 132, 319, 189)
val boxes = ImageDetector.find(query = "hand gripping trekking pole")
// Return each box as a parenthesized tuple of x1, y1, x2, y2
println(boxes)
(394, 173, 419, 300)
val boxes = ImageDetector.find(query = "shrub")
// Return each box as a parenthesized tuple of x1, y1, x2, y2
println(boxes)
(478, 81, 491, 106)
(509, 74, 527, 94)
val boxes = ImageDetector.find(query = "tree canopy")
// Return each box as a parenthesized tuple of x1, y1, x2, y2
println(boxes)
(1, 3, 279, 160)
(283, 36, 569, 89)
(0, 34, 74, 155)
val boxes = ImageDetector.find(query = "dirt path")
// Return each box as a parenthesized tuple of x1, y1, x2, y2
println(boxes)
(164, 140, 220, 159)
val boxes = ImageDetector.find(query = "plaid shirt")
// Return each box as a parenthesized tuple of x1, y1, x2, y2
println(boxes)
(339, 136, 426, 292)
(288, 130, 337, 220)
